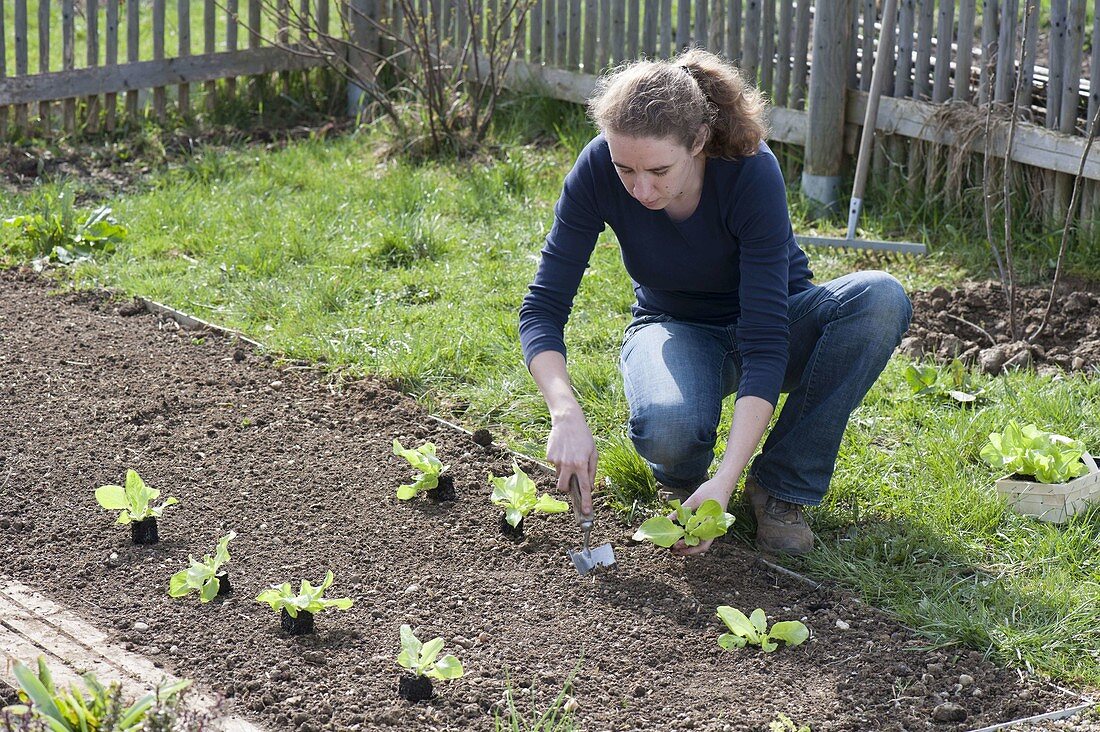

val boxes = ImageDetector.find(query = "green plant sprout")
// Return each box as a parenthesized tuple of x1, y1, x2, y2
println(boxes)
(256, 571, 355, 618)
(95, 469, 178, 524)
(4, 655, 190, 732)
(632, 499, 735, 548)
(2, 190, 128, 266)
(716, 607, 809, 653)
(769, 712, 812, 732)
(393, 439, 450, 500)
(168, 532, 235, 603)
(980, 421, 1090, 484)
(904, 359, 985, 404)
(397, 625, 465, 680)
(489, 463, 569, 528)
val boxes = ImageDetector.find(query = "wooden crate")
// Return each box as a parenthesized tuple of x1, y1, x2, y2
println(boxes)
(995, 452, 1100, 523)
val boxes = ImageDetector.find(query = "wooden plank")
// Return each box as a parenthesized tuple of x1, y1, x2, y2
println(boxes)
(1019, 0, 1038, 113)
(105, 0, 117, 129)
(859, 0, 874, 90)
(611, 0, 625, 60)
(932, 0, 955, 101)
(895, 0, 915, 98)
(848, 1, 859, 88)
(597, 0, 610, 67)
(249, 0, 261, 49)
(694, 0, 707, 48)
(62, 0, 75, 132)
(153, 0, 166, 120)
(0, 0, 7, 138)
(677, 0, 690, 48)
(994, 0, 1016, 102)
(84, 0, 100, 132)
(39, 0, 51, 129)
(913, 0, 934, 99)
(952, 0, 976, 101)
(1060, 0, 1085, 132)
(774, 0, 793, 105)
(726, 0, 742, 60)
(226, 0, 239, 98)
(804, 0, 849, 191)
(1047, 0, 1066, 124)
(126, 0, 139, 117)
(743, 0, 760, 82)
(1090, 0, 1100, 125)
(180, 0, 193, 115)
(584, 0, 598, 68)
(708, 0, 723, 51)
(790, 0, 811, 107)
(552, 0, 565, 65)
(318, 0, 330, 36)
(571, 0, 583, 68)
(206, 0, 217, 111)
(659, 0, 672, 56)
(760, 0, 774, 93)
(528, 0, 543, 60)
(14, 0, 28, 132)
(627, 0, 639, 57)
(642, 0, 657, 55)
(0, 46, 330, 105)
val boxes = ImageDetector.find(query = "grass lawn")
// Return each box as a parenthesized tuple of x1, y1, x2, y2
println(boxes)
(3, 103, 1099, 692)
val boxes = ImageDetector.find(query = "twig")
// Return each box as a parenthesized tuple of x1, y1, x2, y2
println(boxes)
(945, 313, 996, 346)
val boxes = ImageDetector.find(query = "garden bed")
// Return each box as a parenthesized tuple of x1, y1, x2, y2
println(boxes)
(0, 268, 1081, 731)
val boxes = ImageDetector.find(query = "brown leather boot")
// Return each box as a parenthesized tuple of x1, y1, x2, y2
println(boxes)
(743, 477, 815, 556)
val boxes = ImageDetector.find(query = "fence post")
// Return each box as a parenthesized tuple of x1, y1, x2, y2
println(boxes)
(801, 0, 852, 211)
(346, 0, 377, 117)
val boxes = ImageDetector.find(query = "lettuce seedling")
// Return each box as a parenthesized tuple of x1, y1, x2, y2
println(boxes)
(716, 606, 809, 653)
(5, 655, 189, 732)
(489, 463, 569, 528)
(168, 532, 235, 603)
(632, 499, 735, 548)
(980, 420, 1089, 484)
(904, 359, 985, 404)
(397, 625, 464, 680)
(95, 469, 178, 524)
(393, 439, 450, 500)
(256, 571, 354, 617)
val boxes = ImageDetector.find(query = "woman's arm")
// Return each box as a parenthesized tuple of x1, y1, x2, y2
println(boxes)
(528, 350, 597, 514)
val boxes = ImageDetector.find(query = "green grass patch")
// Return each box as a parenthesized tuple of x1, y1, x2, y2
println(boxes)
(4, 109, 1100, 689)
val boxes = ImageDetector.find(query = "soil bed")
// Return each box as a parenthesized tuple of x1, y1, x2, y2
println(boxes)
(0, 269, 1079, 731)
(905, 280, 1100, 374)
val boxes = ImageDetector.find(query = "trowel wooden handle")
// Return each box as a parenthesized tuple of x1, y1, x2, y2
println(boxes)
(568, 474, 593, 523)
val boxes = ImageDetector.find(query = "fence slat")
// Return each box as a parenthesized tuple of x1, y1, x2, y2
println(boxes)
(0, 0, 6, 138)
(627, 0, 639, 57)
(1047, 0, 1066, 124)
(976, 0, 997, 105)
(660, 0, 673, 56)
(1019, 0, 1038, 114)
(774, 0, 793, 105)
(848, 1, 859, 88)
(859, 0, 874, 90)
(39, 0, 51, 129)
(570, 0, 583, 67)
(153, 0, 166, 120)
(676, 0, 689, 49)
(953, 0, 975, 100)
(14, 0, 27, 132)
(277, 0, 289, 92)
(180, 0, 192, 114)
(913, 0, 934, 99)
(994, 0, 1017, 102)
(790, 0, 811, 107)
(1090, 0, 1100, 125)
(1060, 0, 1084, 132)
(641, 0, 656, 55)
(695, 0, 708, 47)
(528, 0, 542, 60)
(84, 0, 99, 131)
(584, 0, 598, 67)
(895, 0, 915, 98)
(62, 0, 75, 132)
(105, 0, 117, 129)
(708, 0, 723, 50)
(760, 0, 774, 93)
(598, 0, 610, 66)
(743, 0, 760, 82)
(226, 0, 238, 98)
(206, 0, 217, 111)
(726, 0, 741, 60)
(611, 0, 625, 60)
(126, 0, 139, 117)
(931, 0, 954, 100)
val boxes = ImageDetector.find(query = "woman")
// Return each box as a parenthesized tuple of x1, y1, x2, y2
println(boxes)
(518, 48, 912, 557)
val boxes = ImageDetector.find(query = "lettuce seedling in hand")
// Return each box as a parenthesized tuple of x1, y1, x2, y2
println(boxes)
(256, 571, 354, 618)
(716, 606, 809, 653)
(489, 463, 569, 528)
(980, 420, 1089, 484)
(95, 469, 178, 524)
(169, 532, 235, 603)
(393, 439, 450, 500)
(632, 499, 735, 548)
(397, 625, 464, 680)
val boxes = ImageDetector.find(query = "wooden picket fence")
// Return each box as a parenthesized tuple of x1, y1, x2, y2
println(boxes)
(1, 0, 1097, 234)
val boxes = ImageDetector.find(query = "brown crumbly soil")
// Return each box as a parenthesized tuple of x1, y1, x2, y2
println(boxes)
(904, 280, 1100, 375)
(0, 268, 1083, 731)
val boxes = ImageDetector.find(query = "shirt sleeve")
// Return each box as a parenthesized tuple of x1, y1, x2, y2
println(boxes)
(731, 152, 794, 407)
(518, 142, 606, 367)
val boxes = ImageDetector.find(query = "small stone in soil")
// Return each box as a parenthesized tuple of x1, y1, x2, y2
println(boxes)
(471, 428, 493, 447)
(133, 621, 149, 632)
(931, 702, 967, 723)
(835, 619, 850, 630)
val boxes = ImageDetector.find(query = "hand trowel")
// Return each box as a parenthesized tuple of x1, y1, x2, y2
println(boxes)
(566, 474, 616, 576)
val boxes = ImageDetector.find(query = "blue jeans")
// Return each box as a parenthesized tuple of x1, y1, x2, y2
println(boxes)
(619, 271, 913, 506)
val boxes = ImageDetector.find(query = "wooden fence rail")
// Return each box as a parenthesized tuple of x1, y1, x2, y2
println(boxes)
(1, 0, 1097, 234)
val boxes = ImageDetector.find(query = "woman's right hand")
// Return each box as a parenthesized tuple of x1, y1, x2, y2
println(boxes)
(546, 409, 597, 516)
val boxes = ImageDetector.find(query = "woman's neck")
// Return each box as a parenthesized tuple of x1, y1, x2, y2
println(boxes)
(665, 154, 707, 222)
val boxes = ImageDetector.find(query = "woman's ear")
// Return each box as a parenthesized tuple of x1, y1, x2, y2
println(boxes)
(691, 126, 709, 156)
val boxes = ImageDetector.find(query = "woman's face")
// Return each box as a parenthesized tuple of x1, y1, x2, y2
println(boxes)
(605, 130, 706, 211)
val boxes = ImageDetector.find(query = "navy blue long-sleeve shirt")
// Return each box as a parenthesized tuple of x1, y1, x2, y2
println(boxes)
(519, 135, 814, 407)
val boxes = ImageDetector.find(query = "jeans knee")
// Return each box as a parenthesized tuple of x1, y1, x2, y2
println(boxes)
(855, 271, 913, 336)
(629, 406, 714, 468)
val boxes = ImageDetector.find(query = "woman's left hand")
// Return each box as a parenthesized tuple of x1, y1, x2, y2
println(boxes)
(669, 476, 736, 557)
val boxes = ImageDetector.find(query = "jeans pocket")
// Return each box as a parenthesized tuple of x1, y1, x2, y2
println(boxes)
(621, 313, 673, 351)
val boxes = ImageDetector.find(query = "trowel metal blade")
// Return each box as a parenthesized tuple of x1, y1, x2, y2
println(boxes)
(568, 543, 616, 576)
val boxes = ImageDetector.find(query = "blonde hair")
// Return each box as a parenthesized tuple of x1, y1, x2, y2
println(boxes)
(587, 48, 768, 159)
